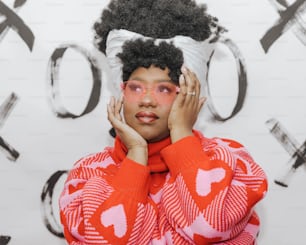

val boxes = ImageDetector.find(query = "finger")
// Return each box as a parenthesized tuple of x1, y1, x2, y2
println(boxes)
(189, 69, 201, 98)
(114, 96, 123, 121)
(189, 69, 201, 97)
(180, 66, 190, 96)
(179, 73, 187, 95)
(173, 73, 187, 106)
(182, 67, 198, 104)
(107, 97, 115, 123)
(185, 68, 196, 93)
(107, 97, 120, 125)
(198, 96, 207, 112)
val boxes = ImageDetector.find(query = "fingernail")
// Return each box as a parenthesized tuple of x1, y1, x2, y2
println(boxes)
(181, 65, 187, 73)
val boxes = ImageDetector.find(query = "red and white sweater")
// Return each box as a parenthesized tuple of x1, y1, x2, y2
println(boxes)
(59, 130, 268, 245)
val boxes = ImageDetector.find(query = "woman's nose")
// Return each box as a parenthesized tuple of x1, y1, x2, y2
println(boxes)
(139, 90, 158, 107)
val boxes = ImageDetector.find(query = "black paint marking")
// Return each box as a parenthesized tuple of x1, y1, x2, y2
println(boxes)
(0, 93, 19, 129)
(266, 118, 306, 187)
(0, 1, 34, 51)
(47, 44, 102, 119)
(0, 236, 11, 245)
(14, 0, 27, 8)
(0, 93, 19, 161)
(261, 0, 306, 52)
(41, 170, 68, 238)
(206, 37, 247, 121)
(0, 136, 19, 161)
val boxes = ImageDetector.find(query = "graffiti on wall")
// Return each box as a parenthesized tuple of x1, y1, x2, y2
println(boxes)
(0, 0, 34, 51)
(261, 0, 306, 188)
(0, 0, 33, 162)
(0, 0, 34, 241)
(266, 118, 306, 187)
(41, 171, 68, 237)
(0, 93, 19, 161)
(0, 236, 11, 245)
(47, 44, 102, 119)
(260, 0, 306, 52)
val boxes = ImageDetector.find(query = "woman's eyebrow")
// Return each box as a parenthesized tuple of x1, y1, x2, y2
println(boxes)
(129, 77, 173, 83)
(128, 76, 144, 81)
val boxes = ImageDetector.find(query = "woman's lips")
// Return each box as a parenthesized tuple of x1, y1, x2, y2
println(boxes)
(135, 111, 159, 123)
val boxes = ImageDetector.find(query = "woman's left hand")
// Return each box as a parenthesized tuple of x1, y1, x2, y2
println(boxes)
(168, 66, 206, 143)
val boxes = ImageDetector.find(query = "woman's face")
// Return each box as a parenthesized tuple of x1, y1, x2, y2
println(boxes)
(122, 65, 178, 143)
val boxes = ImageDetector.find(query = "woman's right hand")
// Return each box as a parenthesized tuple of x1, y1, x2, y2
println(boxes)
(107, 96, 148, 165)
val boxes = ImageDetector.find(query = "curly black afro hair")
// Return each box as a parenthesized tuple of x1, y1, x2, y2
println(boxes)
(117, 39, 184, 85)
(93, 0, 224, 84)
(93, 0, 221, 54)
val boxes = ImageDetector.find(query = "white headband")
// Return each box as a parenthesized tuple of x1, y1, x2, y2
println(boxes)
(105, 28, 216, 96)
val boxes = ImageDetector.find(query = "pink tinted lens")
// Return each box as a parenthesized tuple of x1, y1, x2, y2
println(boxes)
(123, 80, 178, 104)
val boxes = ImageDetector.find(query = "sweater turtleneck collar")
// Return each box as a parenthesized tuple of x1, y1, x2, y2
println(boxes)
(110, 136, 171, 173)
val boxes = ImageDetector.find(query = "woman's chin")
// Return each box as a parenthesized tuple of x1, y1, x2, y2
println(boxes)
(141, 132, 170, 143)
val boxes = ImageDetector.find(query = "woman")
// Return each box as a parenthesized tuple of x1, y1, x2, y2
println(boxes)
(59, 1, 268, 244)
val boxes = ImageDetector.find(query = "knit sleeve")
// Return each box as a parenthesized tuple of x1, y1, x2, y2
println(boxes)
(160, 134, 268, 244)
(59, 152, 157, 245)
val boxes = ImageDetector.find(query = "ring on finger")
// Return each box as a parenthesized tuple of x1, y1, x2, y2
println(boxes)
(187, 91, 196, 96)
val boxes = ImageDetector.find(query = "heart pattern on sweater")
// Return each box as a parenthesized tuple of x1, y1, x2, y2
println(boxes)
(101, 204, 127, 238)
(196, 168, 226, 196)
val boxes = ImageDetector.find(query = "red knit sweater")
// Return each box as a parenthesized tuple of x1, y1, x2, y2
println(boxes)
(59, 130, 267, 244)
